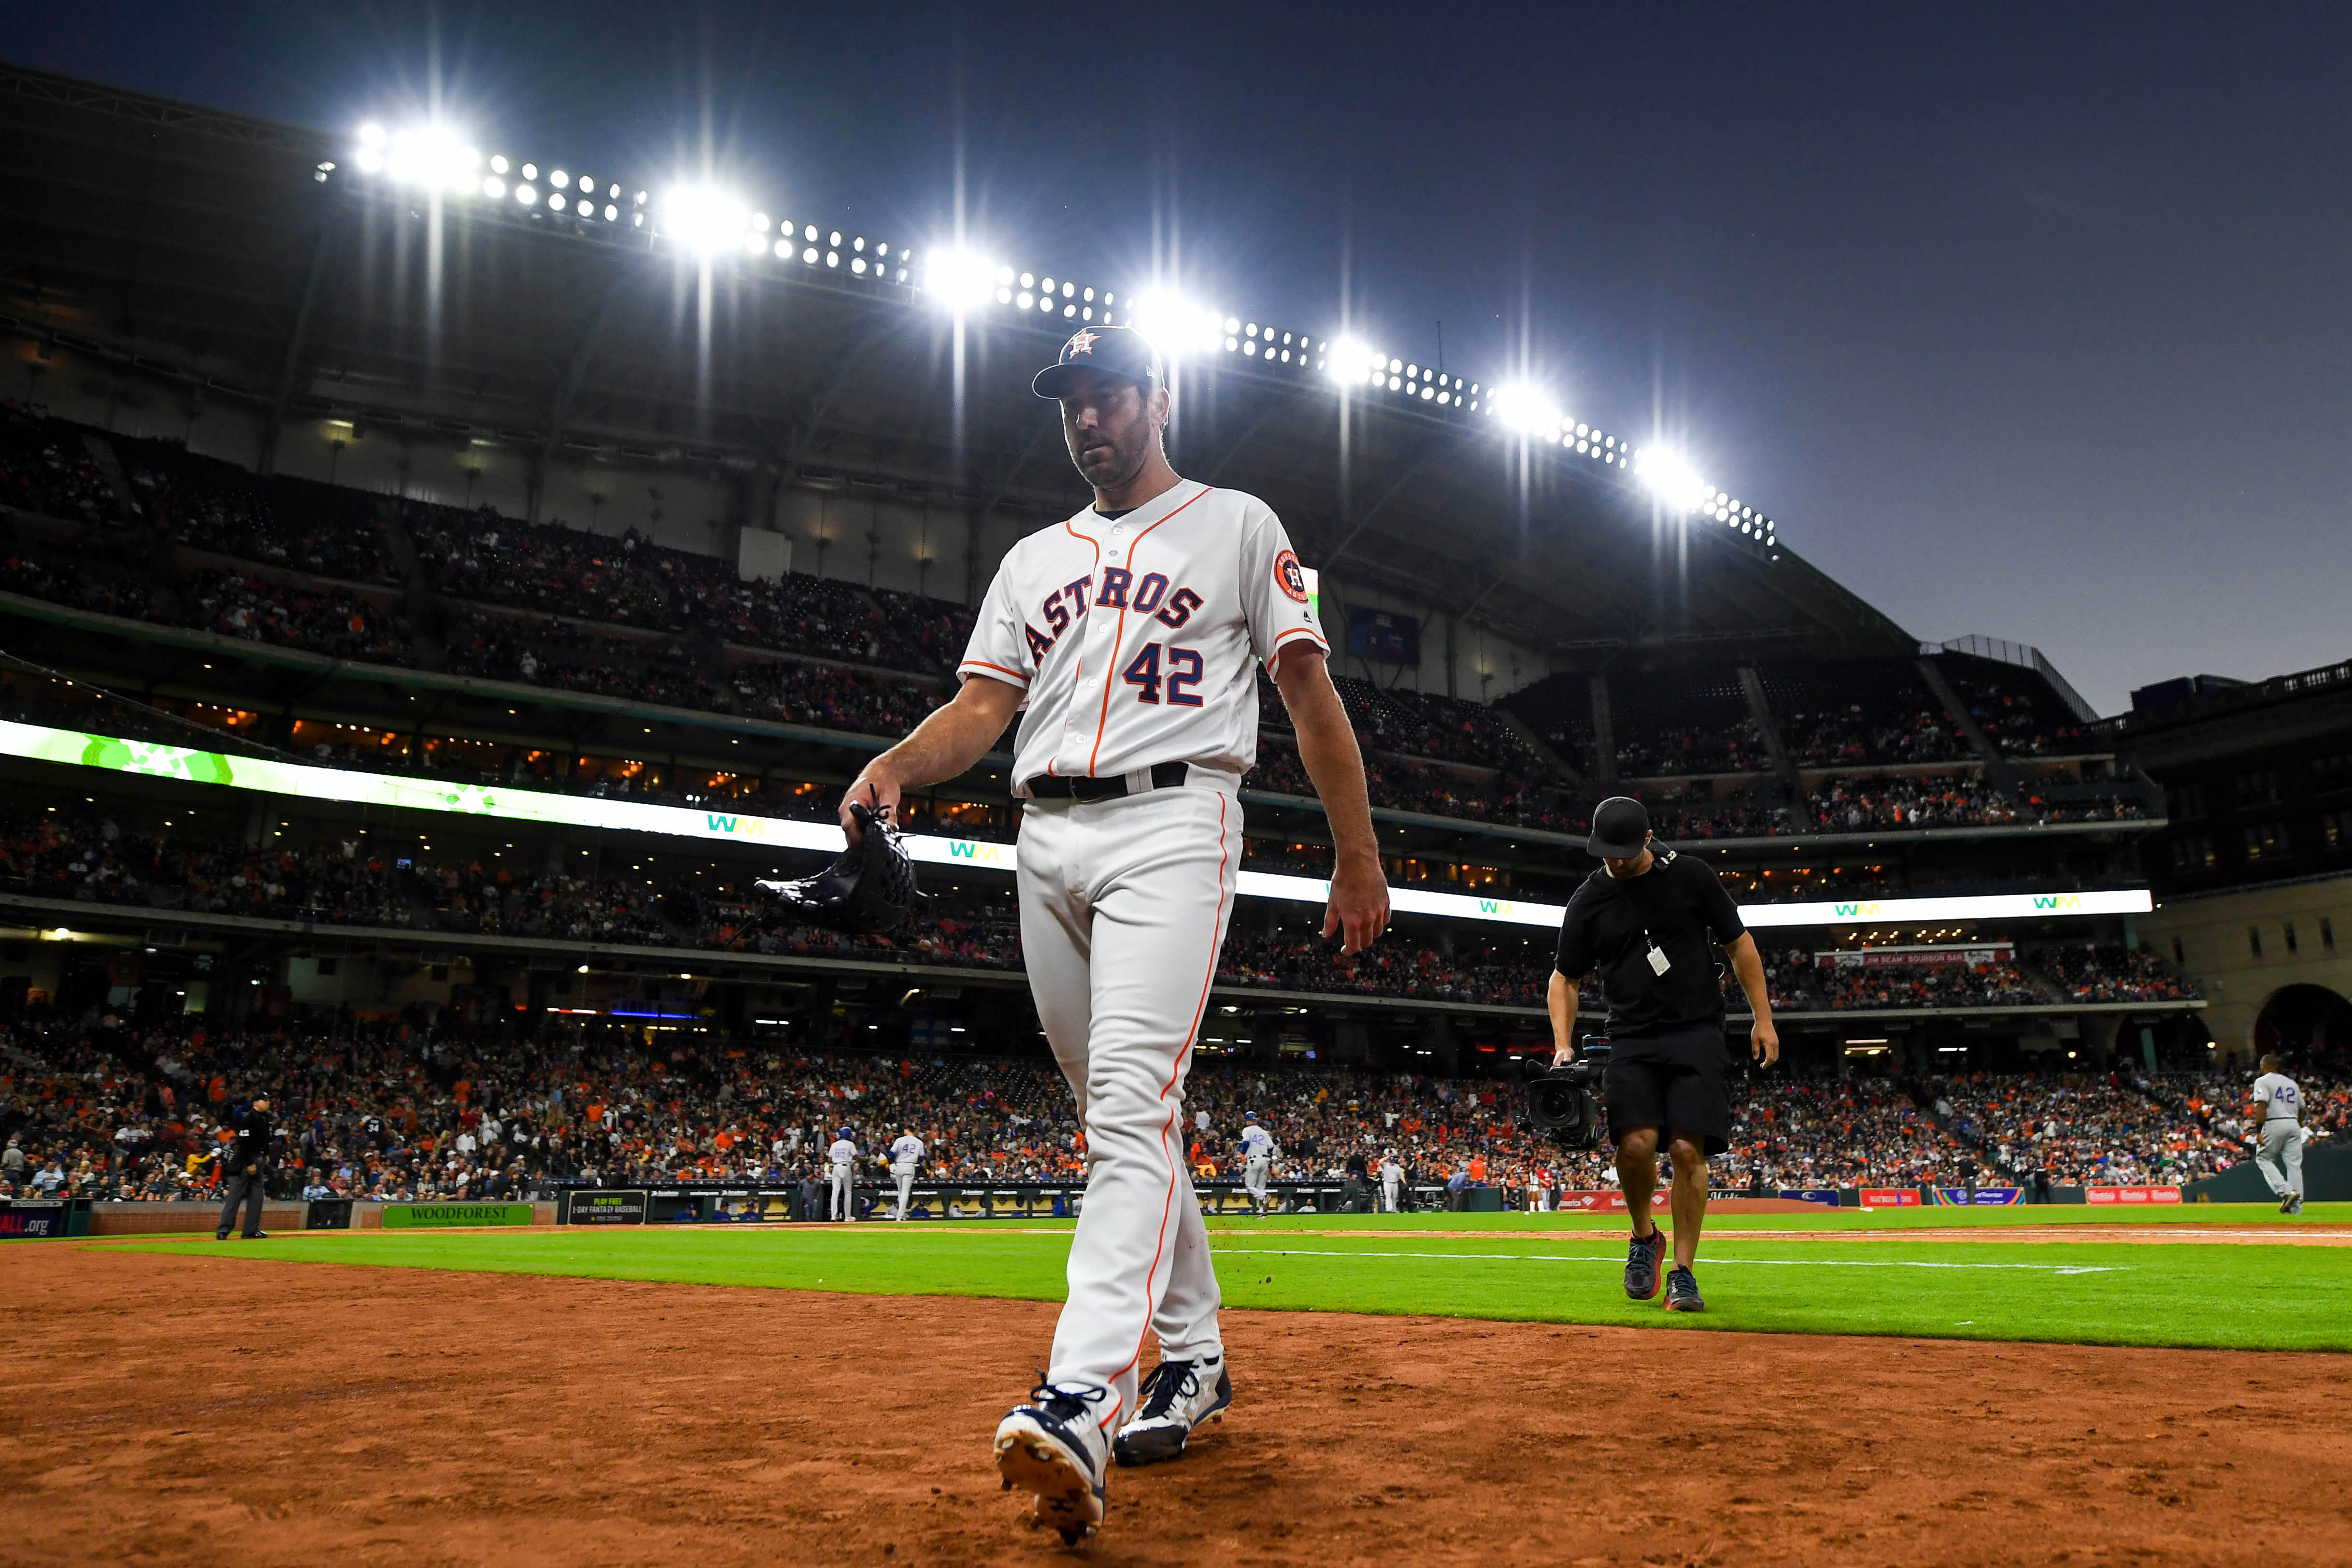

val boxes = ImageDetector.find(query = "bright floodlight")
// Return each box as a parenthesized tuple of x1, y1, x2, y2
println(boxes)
(660, 184, 752, 256)
(377, 124, 480, 193)
(1127, 290, 1225, 359)
(1488, 381, 1557, 437)
(925, 246, 1000, 312)
(1638, 448, 1706, 512)
(1327, 337, 1370, 382)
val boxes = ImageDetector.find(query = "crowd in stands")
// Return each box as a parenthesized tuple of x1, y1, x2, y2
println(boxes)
(1814, 955, 2042, 1011)
(1765, 659, 1972, 767)
(4, 1009, 2295, 1209)
(2038, 944, 2199, 1003)
(189, 569, 414, 665)
(118, 437, 402, 585)
(0, 542, 164, 622)
(1726, 1076, 1967, 1189)
(0, 404, 121, 527)
(1939, 659, 2094, 758)
(1615, 717, 1769, 778)
(0, 406, 2151, 852)
(1932, 1072, 2243, 1185)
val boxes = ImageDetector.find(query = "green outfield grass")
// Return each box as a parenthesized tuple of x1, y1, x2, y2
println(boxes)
(102, 1201, 2352, 1353)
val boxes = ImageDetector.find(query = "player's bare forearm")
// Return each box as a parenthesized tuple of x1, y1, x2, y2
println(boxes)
(1273, 646, 1391, 952)
(1548, 971, 1580, 1064)
(841, 676, 1022, 836)
(1726, 931, 1779, 1066)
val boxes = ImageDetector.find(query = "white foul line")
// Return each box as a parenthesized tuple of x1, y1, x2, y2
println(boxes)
(1209, 1246, 2121, 1275)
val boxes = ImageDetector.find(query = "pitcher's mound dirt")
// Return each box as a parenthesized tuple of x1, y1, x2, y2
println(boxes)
(2, 1243, 2344, 1567)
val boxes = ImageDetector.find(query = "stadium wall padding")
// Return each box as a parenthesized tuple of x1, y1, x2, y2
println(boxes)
(2183, 1142, 2351, 1203)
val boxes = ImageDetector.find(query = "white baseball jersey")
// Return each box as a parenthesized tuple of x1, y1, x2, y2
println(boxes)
(1241, 1125, 1274, 1163)
(957, 479, 1327, 791)
(827, 1137, 856, 1170)
(889, 1134, 925, 1173)
(1380, 1159, 1403, 1187)
(2252, 1072, 2301, 1124)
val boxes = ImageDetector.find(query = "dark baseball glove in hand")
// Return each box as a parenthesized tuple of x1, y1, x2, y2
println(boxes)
(755, 801, 925, 933)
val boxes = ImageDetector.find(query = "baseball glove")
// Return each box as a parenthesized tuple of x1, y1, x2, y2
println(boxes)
(754, 802, 924, 933)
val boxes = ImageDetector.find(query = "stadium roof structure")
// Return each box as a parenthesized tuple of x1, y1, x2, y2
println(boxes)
(0, 60, 1912, 667)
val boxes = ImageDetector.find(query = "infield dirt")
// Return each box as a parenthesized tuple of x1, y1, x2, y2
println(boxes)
(5, 1241, 2343, 1567)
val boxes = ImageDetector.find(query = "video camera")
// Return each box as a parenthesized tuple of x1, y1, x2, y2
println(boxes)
(1522, 1040, 1611, 1149)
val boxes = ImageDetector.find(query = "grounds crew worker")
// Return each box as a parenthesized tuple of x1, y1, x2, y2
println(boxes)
(214, 1096, 275, 1240)
(1549, 797, 1779, 1312)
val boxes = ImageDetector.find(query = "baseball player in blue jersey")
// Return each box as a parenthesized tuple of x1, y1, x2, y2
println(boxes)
(833, 324, 1389, 1541)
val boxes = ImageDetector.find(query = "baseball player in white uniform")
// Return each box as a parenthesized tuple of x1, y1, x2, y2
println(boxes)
(827, 1128, 857, 1222)
(2249, 1054, 2305, 1215)
(1240, 1113, 1276, 1215)
(834, 324, 1388, 1541)
(889, 1129, 926, 1221)
(1380, 1150, 1406, 1213)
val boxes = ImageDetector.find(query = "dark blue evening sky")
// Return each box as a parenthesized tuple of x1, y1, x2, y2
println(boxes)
(5, 1, 2344, 712)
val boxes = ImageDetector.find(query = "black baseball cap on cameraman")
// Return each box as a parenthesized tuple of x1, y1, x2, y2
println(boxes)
(1586, 796, 1651, 859)
(1033, 324, 1163, 399)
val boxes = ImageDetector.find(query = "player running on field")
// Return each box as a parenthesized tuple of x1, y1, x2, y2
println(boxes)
(2249, 1054, 2305, 1215)
(889, 1128, 926, 1221)
(834, 324, 1389, 1541)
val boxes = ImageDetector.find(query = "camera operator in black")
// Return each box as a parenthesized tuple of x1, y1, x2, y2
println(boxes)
(1550, 797, 1779, 1311)
(214, 1096, 275, 1240)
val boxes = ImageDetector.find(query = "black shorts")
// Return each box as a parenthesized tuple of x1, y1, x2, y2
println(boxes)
(1603, 1024, 1733, 1155)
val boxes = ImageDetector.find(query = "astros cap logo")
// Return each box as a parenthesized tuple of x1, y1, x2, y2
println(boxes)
(1065, 328, 1100, 356)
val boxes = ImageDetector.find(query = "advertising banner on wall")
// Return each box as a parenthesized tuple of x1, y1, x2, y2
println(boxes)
(1927, 1186, 2023, 1205)
(2084, 1185, 2184, 1205)
(562, 1189, 649, 1225)
(380, 1201, 536, 1229)
(1857, 1187, 1922, 1207)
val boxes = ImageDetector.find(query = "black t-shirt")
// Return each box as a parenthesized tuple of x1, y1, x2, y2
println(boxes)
(1552, 846, 1747, 1037)
(230, 1109, 274, 1173)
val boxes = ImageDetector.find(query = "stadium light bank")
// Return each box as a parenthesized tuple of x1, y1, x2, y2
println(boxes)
(336, 118, 1775, 553)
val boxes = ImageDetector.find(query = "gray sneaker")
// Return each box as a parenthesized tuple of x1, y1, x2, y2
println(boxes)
(1664, 1265, 1706, 1312)
(1624, 1227, 1664, 1300)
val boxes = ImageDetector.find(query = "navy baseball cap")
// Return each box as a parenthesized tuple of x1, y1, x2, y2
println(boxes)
(1033, 324, 1161, 399)
(1587, 796, 1652, 858)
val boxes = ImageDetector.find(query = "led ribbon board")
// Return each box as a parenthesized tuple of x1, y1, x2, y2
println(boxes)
(1, 721, 2151, 930)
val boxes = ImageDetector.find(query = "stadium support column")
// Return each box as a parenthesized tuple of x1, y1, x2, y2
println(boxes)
(1739, 667, 1798, 791)
(258, 214, 338, 477)
(1589, 675, 1617, 784)
(1916, 657, 2018, 794)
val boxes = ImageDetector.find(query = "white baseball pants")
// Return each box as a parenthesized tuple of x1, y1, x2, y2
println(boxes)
(1382, 1178, 1402, 1213)
(830, 1167, 854, 1221)
(2255, 1122, 2303, 1198)
(1244, 1157, 1271, 1209)
(894, 1169, 915, 1220)
(1019, 781, 1239, 1432)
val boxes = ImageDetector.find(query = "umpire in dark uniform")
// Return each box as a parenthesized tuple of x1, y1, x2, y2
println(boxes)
(1549, 797, 1779, 1313)
(214, 1097, 276, 1240)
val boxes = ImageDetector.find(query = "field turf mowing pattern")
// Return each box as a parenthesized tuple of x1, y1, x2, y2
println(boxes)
(110, 1202, 2352, 1353)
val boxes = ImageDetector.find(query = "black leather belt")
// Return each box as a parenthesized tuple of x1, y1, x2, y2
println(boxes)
(1024, 761, 1190, 801)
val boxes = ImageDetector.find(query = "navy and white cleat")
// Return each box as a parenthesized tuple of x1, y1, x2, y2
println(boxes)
(1114, 1357, 1233, 1467)
(995, 1381, 1110, 1544)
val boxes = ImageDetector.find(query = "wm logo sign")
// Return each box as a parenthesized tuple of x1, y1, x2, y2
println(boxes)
(1834, 902, 1884, 918)
(2032, 894, 2083, 911)
(704, 814, 765, 838)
